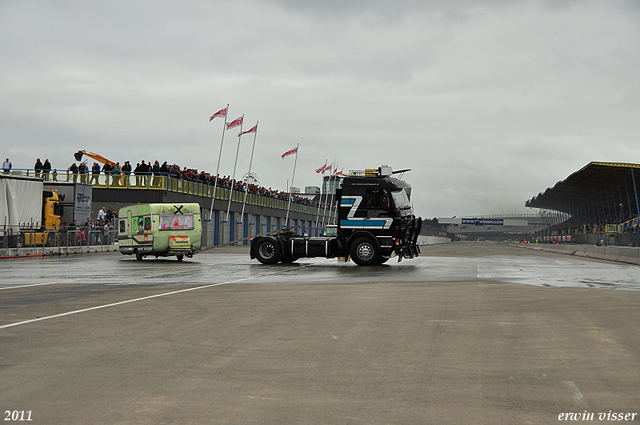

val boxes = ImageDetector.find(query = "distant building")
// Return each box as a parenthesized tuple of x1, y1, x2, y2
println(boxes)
(322, 176, 341, 194)
(305, 186, 320, 195)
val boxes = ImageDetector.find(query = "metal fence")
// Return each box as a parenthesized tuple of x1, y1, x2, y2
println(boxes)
(1, 225, 118, 250)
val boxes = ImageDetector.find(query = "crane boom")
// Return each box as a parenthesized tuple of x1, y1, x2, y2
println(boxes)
(74, 150, 117, 167)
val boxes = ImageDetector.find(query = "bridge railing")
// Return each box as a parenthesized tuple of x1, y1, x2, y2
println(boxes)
(7, 170, 334, 217)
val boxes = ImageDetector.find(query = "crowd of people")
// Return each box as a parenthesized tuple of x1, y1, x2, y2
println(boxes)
(4, 156, 336, 210)
(66, 206, 119, 246)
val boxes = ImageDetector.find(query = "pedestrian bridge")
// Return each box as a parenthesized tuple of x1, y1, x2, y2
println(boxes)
(65, 172, 334, 247)
(7, 169, 332, 247)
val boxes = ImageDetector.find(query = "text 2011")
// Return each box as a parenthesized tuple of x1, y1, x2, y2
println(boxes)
(4, 411, 32, 421)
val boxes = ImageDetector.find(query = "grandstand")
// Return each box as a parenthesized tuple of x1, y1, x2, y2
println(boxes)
(525, 162, 640, 246)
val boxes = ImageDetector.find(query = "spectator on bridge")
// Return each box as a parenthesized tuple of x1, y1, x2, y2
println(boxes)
(139, 160, 149, 187)
(121, 161, 132, 186)
(42, 159, 51, 180)
(3, 158, 12, 173)
(34, 158, 43, 178)
(111, 162, 121, 186)
(90, 162, 101, 185)
(152, 160, 161, 187)
(78, 162, 89, 184)
(133, 162, 141, 186)
(68, 162, 78, 182)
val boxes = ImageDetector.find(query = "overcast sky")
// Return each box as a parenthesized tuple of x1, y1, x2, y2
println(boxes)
(1, 0, 639, 218)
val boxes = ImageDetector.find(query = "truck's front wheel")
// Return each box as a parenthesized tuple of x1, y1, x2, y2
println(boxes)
(254, 238, 281, 264)
(350, 237, 381, 266)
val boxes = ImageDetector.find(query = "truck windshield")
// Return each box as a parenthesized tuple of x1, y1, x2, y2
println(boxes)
(159, 214, 195, 230)
(391, 189, 412, 211)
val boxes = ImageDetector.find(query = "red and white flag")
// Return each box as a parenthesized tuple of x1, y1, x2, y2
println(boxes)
(209, 107, 227, 121)
(315, 163, 329, 173)
(226, 116, 243, 130)
(282, 147, 298, 159)
(239, 123, 258, 137)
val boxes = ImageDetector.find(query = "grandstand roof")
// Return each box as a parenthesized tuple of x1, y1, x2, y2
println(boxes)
(525, 162, 640, 222)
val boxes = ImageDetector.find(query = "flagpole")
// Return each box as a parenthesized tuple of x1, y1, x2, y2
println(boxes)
(285, 143, 300, 227)
(208, 104, 229, 221)
(330, 160, 339, 225)
(321, 160, 335, 228)
(240, 121, 258, 223)
(226, 114, 244, 223)
(315, 159, 327, 235)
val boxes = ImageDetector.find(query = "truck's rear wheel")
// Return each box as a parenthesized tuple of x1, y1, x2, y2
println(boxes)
(14, 233, 25, 249)
(350, 237, 381, 266)
(254, 238, 281, 264)
(46, 233, 57, 247)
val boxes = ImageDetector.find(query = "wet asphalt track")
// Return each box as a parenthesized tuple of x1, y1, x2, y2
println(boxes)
(2, 242, 640, 290)
(1, 242, 639, 424)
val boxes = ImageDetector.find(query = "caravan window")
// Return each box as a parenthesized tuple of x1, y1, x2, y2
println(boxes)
(159, 214, 195, 231)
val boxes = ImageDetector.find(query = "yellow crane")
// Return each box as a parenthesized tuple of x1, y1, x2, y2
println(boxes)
(73, 150, 123, 186)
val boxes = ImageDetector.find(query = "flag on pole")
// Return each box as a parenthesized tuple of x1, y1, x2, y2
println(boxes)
(239, 123, 258, 137)
(209, 107, 228, 121)
(282, 147, 298, 159)
(226, 116, 243, 130)
(315, 163, 329, 173)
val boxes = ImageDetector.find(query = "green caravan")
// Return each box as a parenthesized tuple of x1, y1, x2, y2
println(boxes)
(118, 203, 202, 261)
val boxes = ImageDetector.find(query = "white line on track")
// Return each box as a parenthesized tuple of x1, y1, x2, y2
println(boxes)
(563, 381, 588, 407)
(0, 282, 57, 290)
(0, 265, 312, 330)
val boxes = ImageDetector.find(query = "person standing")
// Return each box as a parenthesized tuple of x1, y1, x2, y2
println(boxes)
(97, 207, 107, 224)
(133, 162, 141, 186)
(68, 162, 78, 182)
(90, 162, 101, 185)
(121, 161, 132, 187)
(111, 162, 121, 186)
(152, 160, 160, 187)
(139, 160, 149, 187)
(78, 162, 88, 184)
(102, 161, 112, 182)
(34, 158, 43, 178)
(2, 158, 11, 173)
(42, 159, 52, 181)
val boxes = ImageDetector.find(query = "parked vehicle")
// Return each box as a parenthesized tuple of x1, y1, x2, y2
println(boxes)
(0, 175, 63, 248)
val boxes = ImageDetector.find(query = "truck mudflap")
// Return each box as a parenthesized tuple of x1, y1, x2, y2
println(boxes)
(398, 217, 422, 259)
